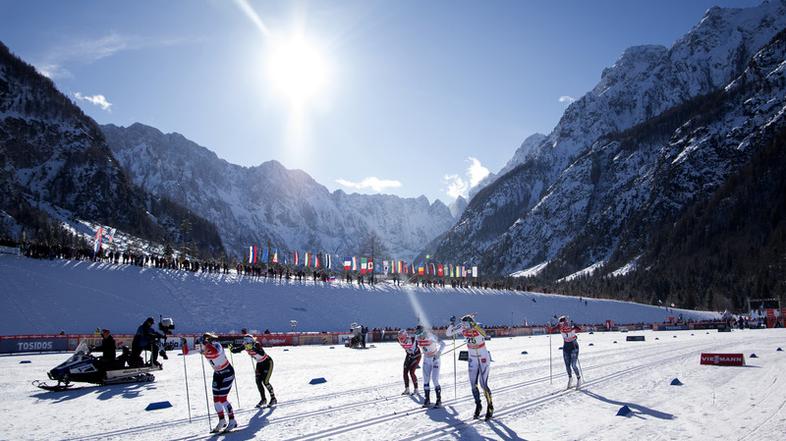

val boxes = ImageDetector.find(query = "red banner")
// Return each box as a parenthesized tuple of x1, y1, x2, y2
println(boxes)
(700, 353, 745, 366)
(258, 334, 295, 346)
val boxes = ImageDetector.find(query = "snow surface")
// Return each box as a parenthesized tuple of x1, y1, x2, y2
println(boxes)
(0, 255, 718, 334)
(509, 261, 549, 278)
(557, 261, 606, 283)
(4, 329, 785, 440)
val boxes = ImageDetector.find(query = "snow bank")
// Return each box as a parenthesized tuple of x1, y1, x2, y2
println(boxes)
(0, 255, 718, 334)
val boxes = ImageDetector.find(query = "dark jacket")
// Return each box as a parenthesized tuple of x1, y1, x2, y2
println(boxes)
(132, 323, 163, 350)
(93, 334, 117, 361)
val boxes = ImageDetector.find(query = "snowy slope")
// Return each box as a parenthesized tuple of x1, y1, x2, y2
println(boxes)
(102, 123, 455, 260)
(0, 254, 718, 334)
(429, 1, 786, 280)
(0, 42, 223, 255)
(4, 329, 785, 440)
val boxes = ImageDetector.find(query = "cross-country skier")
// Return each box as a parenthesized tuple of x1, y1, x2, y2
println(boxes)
(231, 334, 277, 408)
(397, 329, 421, 395)
(446, 314, 493, 420)
(200, 333, 238, 433)
(414, 324, 445, 408)
(558, 316, 582, 389)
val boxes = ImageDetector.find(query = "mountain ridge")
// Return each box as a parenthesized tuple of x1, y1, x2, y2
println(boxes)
(102, 122, 456, 259)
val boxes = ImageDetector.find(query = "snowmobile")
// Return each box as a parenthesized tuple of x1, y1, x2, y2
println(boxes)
(33, 341, 162, 392)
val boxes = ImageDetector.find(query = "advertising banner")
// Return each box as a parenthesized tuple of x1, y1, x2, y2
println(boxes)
(700, 353, 745, 366)
(337, 334, 354, 345)
(259, 334, 295, 347)
(0, 335, 69, 353)
(300, 334, 332, 346)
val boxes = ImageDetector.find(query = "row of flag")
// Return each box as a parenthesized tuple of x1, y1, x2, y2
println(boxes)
(93, 226, 117, 255)
(245, 246, 479, 278)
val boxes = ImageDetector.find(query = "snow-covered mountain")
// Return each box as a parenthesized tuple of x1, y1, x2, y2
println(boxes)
(427, 1, 786, 287)
(102, 123, 455, 259)
(0, 42, 223, 255)
(448, 195, 468, 218)
(469, 133, 547, 200)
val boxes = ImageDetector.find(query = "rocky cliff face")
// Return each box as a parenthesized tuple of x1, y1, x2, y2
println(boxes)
(102, 123, 455, 259)
(0, 42, 223, 255)
(427, 1, 786, 279)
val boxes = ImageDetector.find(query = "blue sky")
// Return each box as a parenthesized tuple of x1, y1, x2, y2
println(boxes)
(0, 0, 761, 203)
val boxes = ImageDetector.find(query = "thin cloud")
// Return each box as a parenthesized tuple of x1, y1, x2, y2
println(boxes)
(74, 92, 112, 111)
(443, 174, 468, 199)
(559, 95, 576, 104)
(467, 157, 490, 187)
(336, 177, 402, 193)
(34, 33, 190, 79)
(443, 157, 490, 199)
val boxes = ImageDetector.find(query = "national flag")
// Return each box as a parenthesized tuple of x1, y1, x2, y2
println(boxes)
(367, 258, 374, 272)
(262, 247, 269, 263)
(315, 252, 320, 268)
(383, 260, 389, 275)
(93, 226, 103, 255)
(107, 228, 116, 244)
(327, 254, 332, 269)
(360, 257, 367, 274)
(430, 263, 436, 275)
(472, 266, 478, 278)
(418, 264, 425, 276)
(272, 248, 279, 264)
(352, 256, 358, 271)
(437, 264, 444, 277)
(304, 252, 311, 267)
(344, 257, 352, 271)
(248, 246, 253, 264)
(294, 250, 299, 266)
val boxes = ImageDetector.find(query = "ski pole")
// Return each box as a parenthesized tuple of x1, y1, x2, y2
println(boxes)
(549, 331, 553, 385)
(442, 341, 467, 356)
(199, 348, 212, 431)
(578, 357, 585, 381)
(182, 339, 192, 423)
(453, 335, 457, 400)
(229, 347, 241, 408)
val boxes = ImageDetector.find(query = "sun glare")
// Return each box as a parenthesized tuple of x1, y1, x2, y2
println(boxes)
(267, 34, 329, 105)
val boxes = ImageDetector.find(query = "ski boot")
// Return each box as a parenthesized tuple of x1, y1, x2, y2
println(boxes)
(223, 419, 237, 432)
(566, 376, 573, 390)
(412, 386, 418, 395)
(473, 401, 482, 419)
(210, 419, 227, 433)
(433, 389, 442, 409)
(576, 377, 582, 390)
(485, 403, 494, 421)
(401, 387, 410, 396)
(255, 397, 267, 408)
(267, 396, 277, 408)
(421, 390, 431, 408)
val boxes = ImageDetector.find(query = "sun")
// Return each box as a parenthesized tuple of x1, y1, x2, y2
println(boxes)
(267, 34, 329, 105)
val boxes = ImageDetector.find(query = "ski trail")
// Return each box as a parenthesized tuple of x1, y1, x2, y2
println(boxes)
(64, 337, 677, 441)
(280, 341, 723, 441)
